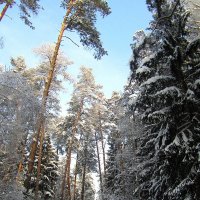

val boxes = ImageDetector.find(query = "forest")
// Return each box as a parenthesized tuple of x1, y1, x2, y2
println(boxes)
(1, 0, 200, 200)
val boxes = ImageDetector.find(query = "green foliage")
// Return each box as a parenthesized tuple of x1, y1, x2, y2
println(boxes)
(1, 0, 41, 29)
(18, 0, 41, 29)
(24, 135, 59, 199)
(62, 0, 111, 59)
(130, 1, 200, 199)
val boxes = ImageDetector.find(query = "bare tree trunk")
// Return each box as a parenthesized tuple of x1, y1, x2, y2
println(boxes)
(72, 132, 83, 200)
(60, 144, 69, 200)
(72, 154, 79, 200)
(66, 140, 73, 200)
(0, 1, 13, 21)
(98, 111, 106, 176)
(60, 139, 73, 200)
(94, 131, 103, 199)
(80, 146, 87, 200)
(60, 100, 83, 200)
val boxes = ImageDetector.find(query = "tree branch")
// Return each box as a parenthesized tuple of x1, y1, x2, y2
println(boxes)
(153, 0, 180, 31)
(63, 36, 79, 47)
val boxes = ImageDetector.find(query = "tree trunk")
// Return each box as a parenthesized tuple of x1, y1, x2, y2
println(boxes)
(60, 144, 69, 200)
(26, 0, 75, 188)
(72, 129, 83, 200)
(35, 124, 45, 200)
(72, 154, 79, 200)
(66, 140, 73, 200)
(0, 1, 13, 21)
(94, 131, 103, 199)
(155, 0, 162, 18)
(80, 146, 87, 200)
(60, 100, 83, 200)
(80, 164, 86, 200)
(98, 111, 106, 176)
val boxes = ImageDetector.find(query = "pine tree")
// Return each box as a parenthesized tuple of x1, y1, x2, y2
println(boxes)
(59, 67, 101, 200)
(104, 92, 123, 199)
(26, 3, 110, 196)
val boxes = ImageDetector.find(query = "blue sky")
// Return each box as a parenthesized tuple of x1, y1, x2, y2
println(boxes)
(0, 0, 151, 108)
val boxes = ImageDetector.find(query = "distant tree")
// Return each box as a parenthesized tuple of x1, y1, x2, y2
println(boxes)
(11, 44, 73, 116)
(79, 123, 97, 200)
(71, 173, 95, 200)
(59, 67, 101, 200)
(0, 36, 4, 48)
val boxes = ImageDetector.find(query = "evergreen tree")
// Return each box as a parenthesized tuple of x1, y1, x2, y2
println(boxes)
(104, 92, 122, 199)
(24, 135, 59, 199)
(59, 67, 101, 200)
(130, 0, 200, 199)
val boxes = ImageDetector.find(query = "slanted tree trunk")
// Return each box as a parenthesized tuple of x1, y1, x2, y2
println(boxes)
(26, 1, 75, 197)
(0, 1, 13, 21)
